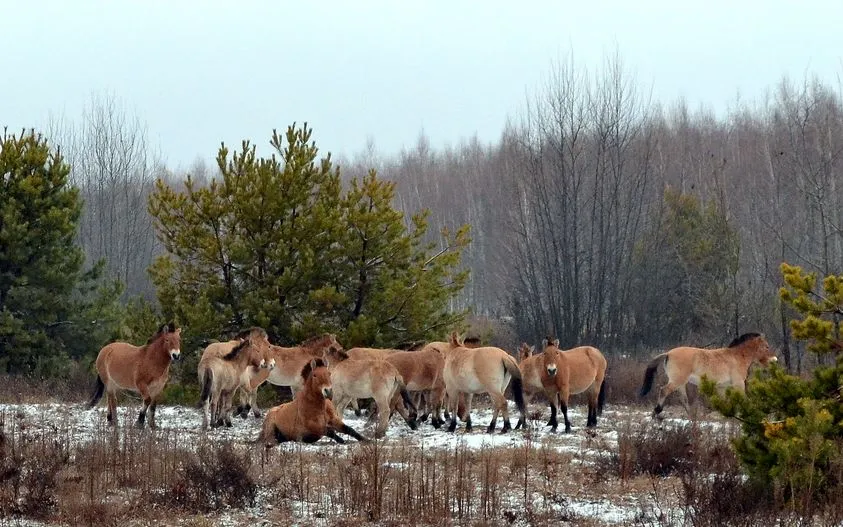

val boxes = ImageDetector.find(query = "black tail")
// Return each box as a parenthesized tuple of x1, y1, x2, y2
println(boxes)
(398, 384, 418, 418)
(639, 354, 665, 398)
(510, 376, 526, 416)
(597, 376, 607, 415)
(86, 375, 105, 409)
(200, 369, 213, 404)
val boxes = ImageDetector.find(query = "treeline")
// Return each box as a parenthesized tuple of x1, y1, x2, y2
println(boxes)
(47, 57, 843, 370)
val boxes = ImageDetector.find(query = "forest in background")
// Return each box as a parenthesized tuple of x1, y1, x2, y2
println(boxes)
(43, 55, 843, 370)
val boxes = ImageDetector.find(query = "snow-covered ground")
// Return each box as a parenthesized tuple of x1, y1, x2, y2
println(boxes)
(0, 399, 726, 454)
(0, 400, 732, 526)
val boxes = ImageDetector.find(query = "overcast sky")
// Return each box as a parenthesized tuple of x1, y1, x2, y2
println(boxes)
(2, 1, 842, 169)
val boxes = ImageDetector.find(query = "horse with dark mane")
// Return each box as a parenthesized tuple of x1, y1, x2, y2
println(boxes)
(87, 322, 182, 429)
(258, 358, 368, 446)
(639, 332, 777, 417)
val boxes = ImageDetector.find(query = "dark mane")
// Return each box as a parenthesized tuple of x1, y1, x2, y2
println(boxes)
(222, 339, 249, 361)
(145, 321, 176, 345)
(301, 334, 331, 348)
(396, 340, 425, 351)
(728, 332, 761, 348)
(300, 358, 327, 379)
(235, 326, 267, 341)
(463, 337, 482, 346)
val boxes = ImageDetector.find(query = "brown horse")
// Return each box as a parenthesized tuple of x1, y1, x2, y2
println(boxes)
(323, 348, 417, 436)
(198, 327, 273, 429)
(516, 339, 607, 432)
(516, 342, 565, 432)
(258, 358, 369, 446)
(412, 336, 482, 424)
(442, 332, 526, 433)
(87, 322, 182, 429)
(235, 333, 344, 418)
(640, 332, 777, 418)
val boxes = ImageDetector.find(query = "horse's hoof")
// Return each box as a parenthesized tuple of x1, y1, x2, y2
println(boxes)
(564, 426, 572, 434)
(465, 422, 473, 433)
(407, 420, 418, 431)
(447, 422, 457, 433)
(486, 424, 496, 434)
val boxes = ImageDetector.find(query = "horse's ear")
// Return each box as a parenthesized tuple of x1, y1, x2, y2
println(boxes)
(530, 345, 535, 354)
(167, 321, 177, 333)
(541, 338, 548, 349)
(449, 331, 460, 346)
(310, 358, 319, 372)
(552, 339, 560, 348)
(175, 327, 182, 335)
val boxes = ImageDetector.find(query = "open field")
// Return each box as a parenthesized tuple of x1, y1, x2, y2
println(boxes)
(0, 394, 750, 527)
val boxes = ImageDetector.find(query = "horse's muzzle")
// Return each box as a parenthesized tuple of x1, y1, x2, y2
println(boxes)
(322, 387, 333, 400)
(546, 366, 558, 377)
(170, 349, 181, 361)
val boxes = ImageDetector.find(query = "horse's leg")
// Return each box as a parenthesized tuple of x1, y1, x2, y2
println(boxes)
(586, 384, 598, 428)
(134, 382, 153, 429)
(463, 394, 474, 432)
(389, 390, 416, 431)
(429, 385, 446, 429)
(496, 390, 513, 433)
(544, 388, 559, 431)
(446, 387, 460, 433)
(374, 394, 391, 438)
(145, 395, 159, 430)
(221, 390, 234, 427)
(677, 384, 693, 418)
(350, 399, 362, 417)
(558, 385, 572, 433)
(655, 381, 682, 418)
(326, 429, 347, 444)
(106, 390, 117, 426)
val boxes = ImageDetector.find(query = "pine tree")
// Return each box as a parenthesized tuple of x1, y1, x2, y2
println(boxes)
(148, 124, 469, 348)
(632, 187, 740, 344)
(703, 262, 843, 507)
(0, 128, 122, 375)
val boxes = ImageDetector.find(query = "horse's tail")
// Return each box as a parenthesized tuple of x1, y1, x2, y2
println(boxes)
(597, 375, 607, 416)
(503, 356, 526, 416)
(200, 368, 213, 405)
(396, 378, 418, 418)
(639, 353, 667, 398)
(86, 375, 105, 409)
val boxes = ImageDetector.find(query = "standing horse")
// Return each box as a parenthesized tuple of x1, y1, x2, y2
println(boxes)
(640, 332, 777, 418)
(323, 348, 417, 437)
(198, 327, 273, 429)
(87, 322, 182, 429)
(235, 334, 344, 418)
(442, 332, 526, 433)
(516, 338, 607, 432)
(258, 358, 369, 446)
(516, 342, 564, 432)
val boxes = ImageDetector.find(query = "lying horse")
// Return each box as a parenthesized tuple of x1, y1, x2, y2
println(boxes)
(258, 358, 368, 446)
(87, 322, 182, 429)
(516, 338, 607, 432)
(324, 348, 417, 437)
(199, 327, 273, 429)
(442, 332, 526, 433)
(640, 332, 777, 418)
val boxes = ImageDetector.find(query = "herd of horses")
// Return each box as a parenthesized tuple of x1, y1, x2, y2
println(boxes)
(86, 322, 778, 447)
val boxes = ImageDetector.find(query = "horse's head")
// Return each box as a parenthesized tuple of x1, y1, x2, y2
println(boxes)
(154, 322, 182, 361)
(234, 327, 272, 369)
(752, 335, 777, 365)
(541, 337, 561, 377)
(448, 331, 464, 348)
(730, 332, 777, 366)
(301, 358, 333, 399)
(323, 346, 349, 366)
(518, 343, 534, 361)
